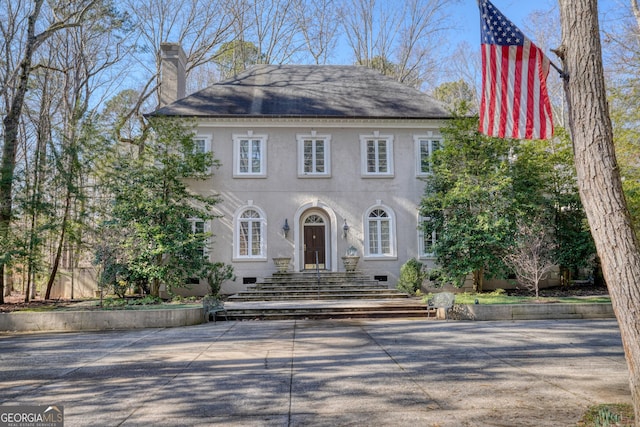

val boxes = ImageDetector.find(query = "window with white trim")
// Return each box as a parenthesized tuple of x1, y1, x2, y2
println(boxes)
(192, 136, 212, 173)
(415, 136, 442, 176)
(236, 208, 266, 259)
(233, 133, 267, 177)
(360, 133, 394, 177)
(189, 218, 209, 258)
(418, 216, 437, 258)
(193, 137, 207, 154)
(297, 133, 331, 177)
(364, 205, 396, 258)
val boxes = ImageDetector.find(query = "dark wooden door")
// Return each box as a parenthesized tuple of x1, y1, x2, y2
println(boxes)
(304, 225, 326, 269)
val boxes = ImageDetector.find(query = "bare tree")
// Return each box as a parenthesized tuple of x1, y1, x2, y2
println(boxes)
(0, 0, 100, 304)
(394, 0, 449, 87)
(245, 0, 301, 64)
(116, 0, 235, 143)
(557, 0, 640, 421)
(339, 0, 451, 89)
(503, 220, 556, 299)
(440, 42, 482, 113)
(40, 6, 128, 301)
(292, 0, 339, 64)
(20, 49, 61, 301)
(340, 0, 392, 68)
(601, 0, 640, 79)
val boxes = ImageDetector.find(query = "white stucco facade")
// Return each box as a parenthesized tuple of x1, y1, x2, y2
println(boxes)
(187, 118, 445, 294)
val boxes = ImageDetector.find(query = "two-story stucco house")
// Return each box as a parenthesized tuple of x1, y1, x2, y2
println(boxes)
(154, 43, 451, 295)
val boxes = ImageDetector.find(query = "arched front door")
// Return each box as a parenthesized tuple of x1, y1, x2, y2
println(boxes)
(303, 214, 327, 269)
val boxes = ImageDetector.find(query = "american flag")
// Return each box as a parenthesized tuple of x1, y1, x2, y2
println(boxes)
(478, 0, 554, 140)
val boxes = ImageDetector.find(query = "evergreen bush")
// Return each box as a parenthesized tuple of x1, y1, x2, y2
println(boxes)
(396, 258, 426, 295)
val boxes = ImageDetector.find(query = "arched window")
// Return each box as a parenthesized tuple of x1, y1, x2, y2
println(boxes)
(364, 205, 396, 258)
(235, 207, 266, 259)
(305, 214, 324, 224)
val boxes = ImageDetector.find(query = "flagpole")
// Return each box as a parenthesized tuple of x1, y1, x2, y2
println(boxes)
(549, 59, 566, 79)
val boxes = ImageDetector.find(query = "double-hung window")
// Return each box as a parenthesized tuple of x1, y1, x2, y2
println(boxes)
(418, 216, 437, 258)
(361, 133, 394, 177)
(297, 133, 331, 177)
(233, 133, 267, 177)
(189, 218, 209, 258)
(193, 138, 207, 154)
(192, 136, 212, 173)
(415, 135, 442, 176)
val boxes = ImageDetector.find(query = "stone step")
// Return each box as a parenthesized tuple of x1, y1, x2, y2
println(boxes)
(264, 274, 375, 283)
(249, 282, 388, 291)
(222, 310, 434, 321)
(221, 272, 418, 319)
(217, 300, 434, 321)
(227, 292, 410, 301)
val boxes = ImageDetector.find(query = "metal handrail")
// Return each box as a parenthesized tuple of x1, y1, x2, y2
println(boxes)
(315, 251, 320, 297)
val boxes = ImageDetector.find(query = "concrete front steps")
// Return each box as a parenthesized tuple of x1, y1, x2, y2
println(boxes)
(222, 272, 433, 320)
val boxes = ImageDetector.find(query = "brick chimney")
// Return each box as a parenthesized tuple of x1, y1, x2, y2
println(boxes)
(159, 43, 186, 107)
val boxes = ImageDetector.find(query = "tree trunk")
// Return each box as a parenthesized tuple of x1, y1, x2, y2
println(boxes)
(558, 0, 640, 422)
(44, 191, 71, 300)
(472, 267, 484, 292)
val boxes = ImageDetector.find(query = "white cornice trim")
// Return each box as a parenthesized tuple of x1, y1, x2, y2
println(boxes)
(196, 117, 448, 129)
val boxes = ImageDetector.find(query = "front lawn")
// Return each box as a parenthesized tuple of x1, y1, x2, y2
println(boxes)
(428, 290, 611, 305)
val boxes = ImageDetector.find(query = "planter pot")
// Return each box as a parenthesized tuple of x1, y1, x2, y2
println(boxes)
(272, 257, 291, 273)
(342, 256, 360, 272)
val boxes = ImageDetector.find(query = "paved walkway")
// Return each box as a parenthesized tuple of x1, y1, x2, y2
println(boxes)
(0, 319, 631, 426)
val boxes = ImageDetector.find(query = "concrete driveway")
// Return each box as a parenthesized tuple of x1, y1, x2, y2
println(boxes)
(0, 319, 631, 426)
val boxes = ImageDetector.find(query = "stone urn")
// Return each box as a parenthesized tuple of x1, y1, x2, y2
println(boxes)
(341, 256, 359, 272)
(272, 257, 291, 273)
(342, 247, 359, 272)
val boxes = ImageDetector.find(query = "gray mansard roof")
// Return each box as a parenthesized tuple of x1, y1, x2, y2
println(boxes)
(153, 64, 450, 119)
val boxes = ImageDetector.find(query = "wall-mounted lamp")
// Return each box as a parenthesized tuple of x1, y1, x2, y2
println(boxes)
(282, 219, 290, 238)
(342, 219, 349, 239)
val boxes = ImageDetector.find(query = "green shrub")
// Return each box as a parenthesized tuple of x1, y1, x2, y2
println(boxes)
(396, 258, 426, 295)
(207, 262, 234, 297)
(101, 295, 161, 308)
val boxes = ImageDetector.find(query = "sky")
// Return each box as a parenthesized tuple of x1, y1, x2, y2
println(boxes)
(454, 0, 620, 48)
(329, 0, 622, 80)
(455, 0, 556, 45)
(417, 0, 623, 87)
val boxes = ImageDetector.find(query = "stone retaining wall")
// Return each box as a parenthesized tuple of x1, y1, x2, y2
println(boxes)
(455, 303, 614, 321)
(0, 303, 616, 332)
(0, 307, 203, 332)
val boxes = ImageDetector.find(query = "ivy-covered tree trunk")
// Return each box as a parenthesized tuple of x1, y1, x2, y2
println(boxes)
(559, 0, 640, 421)
(472, 268, 484, 293)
